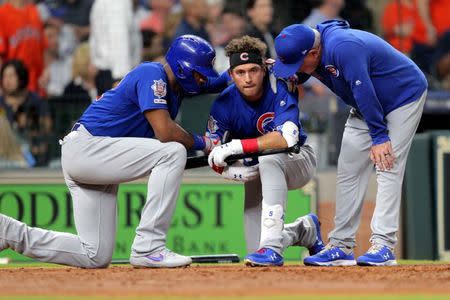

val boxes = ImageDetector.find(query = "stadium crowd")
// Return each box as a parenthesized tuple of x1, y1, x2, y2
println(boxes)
(0, 0, 449, 168)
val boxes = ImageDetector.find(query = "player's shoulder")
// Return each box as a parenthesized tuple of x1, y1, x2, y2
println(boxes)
(127, 62, 168, 86)
(325, 29, 367, 57)
(274, 77, 291, 93)
(132, 62, 165, 77)
(267, 74, 294, 98)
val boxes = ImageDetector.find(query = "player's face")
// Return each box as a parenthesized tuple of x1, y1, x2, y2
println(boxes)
(230, 63, 265, 101)
(298, 47, 321, 74)
(193, 71, 207, 88)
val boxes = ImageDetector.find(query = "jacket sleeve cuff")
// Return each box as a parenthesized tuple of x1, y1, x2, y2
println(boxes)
(371, 135, 391, 145)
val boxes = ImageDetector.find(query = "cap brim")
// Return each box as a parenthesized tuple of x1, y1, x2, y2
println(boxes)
(273, 58, 304, 79)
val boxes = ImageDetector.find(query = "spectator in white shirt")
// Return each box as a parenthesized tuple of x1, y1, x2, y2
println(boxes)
(89, 0, 142, 95)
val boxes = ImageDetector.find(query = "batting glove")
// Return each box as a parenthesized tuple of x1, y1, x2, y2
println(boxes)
(221, 161, 259, 182)
(208, 139, 243, 167)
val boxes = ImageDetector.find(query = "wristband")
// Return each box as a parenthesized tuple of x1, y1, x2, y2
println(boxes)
(241, 138, 259, 153)
(192, 135, 206, 150)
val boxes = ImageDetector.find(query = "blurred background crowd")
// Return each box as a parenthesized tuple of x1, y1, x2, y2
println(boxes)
(0, 0, 449, 169)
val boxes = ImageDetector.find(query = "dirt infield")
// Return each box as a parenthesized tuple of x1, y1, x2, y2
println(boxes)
(1, 264, 450, 298)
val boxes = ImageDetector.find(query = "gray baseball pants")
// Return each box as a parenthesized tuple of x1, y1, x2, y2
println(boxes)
(243, 144, 317, 254)
(0, 124, 186, 267)
(329, 91, 427, 249)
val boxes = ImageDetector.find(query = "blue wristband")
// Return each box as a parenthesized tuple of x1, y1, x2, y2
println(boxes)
(192, 135, 205, 150)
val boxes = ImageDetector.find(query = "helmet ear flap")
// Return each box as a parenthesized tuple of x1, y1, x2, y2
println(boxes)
(176, 62, 185, 78)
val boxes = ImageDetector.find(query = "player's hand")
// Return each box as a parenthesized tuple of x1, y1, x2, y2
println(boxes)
(208, 140, 243, 167)
(370, 141, 396, 171)
(221, 161, 259, 182)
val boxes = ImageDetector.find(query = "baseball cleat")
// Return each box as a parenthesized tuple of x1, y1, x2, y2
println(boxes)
(356, 244, 397, 266)
(130, 248, 192, 268)
(306, 213, 325, 255)
(303, 244, 356, 266)
(244, 248, 284, 267)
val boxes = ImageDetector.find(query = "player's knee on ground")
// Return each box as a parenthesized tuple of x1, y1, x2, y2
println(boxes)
(82, 248, 113, 269)
(84, 256, 112, 269)
(80, 238, 115, 268)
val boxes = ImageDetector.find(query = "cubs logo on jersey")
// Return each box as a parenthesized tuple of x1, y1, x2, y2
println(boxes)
(207, 115, 219, 134)
(257, 112, 275, 134)
(325, 65, 340, 77)
(151, 79, 167, 98)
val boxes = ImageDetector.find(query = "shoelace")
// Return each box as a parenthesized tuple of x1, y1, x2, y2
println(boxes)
(367, 244, 384, 254)
(157, 248, 176, 258)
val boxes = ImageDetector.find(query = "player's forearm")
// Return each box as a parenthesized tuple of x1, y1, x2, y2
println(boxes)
(158, 121, 194, 149)
(256, 131, 288, 151)
(205, 71, 231, 93)
(352, 89, 389, 145)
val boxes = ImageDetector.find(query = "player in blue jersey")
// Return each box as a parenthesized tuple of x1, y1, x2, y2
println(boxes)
(206, 35, 324, 267)
(273, 20, 428, 266)
(0, 35, 228, 268)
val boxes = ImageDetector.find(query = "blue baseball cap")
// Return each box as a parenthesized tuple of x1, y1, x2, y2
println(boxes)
(273, 24, 316, 78)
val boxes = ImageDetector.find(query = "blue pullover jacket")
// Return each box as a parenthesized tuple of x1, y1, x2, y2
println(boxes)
(304, 20, 427, 145)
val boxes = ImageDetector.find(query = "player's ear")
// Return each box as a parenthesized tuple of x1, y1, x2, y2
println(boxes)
(228, 68, 235, 80)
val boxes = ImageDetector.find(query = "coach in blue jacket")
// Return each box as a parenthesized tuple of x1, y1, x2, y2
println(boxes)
(273, 20, 427, 266)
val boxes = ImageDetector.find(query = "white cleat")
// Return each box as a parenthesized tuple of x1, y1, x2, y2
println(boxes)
(130, 248, 192, 268)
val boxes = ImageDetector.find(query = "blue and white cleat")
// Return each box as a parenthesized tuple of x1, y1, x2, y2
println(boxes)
(307, 213, 325, 255)
(303, 244, 356, 266)
(244, 248, 284, 267)
(357, 244, 397, 266)
(130, 248, 192, 268)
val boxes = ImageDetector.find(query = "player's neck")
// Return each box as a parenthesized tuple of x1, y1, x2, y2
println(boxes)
(242, 89, 264, 102)
(164, 64, 180, 93)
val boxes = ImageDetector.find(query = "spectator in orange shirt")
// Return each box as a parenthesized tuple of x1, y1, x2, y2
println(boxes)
(140, 0, 174, 34)
(382, 0, 427, 55)
(417, 0, 450, 44)
(0, 0, 46, 93)
(415, 0, 450, 88)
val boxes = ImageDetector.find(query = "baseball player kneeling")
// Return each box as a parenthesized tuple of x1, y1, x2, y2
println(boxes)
(0, 35, 229, 269)
(206, 36, 324, 267)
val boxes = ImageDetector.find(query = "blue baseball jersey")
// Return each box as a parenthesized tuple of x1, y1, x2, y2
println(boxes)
(206, 75, 307, 145)
(308, 20, 427, 145)
(78, 62, 230, 138)
(78, 62, 181, 138)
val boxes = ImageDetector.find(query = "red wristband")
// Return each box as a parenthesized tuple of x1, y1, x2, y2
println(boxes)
(241, 138, 259, 153)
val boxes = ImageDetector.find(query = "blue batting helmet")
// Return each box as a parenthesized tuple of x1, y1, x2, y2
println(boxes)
(166, 35, 218, 95)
